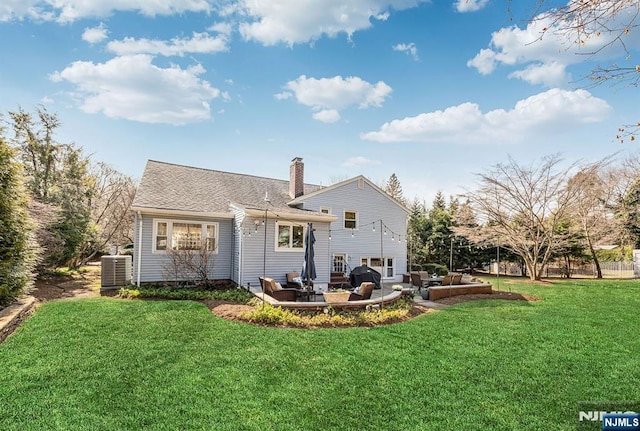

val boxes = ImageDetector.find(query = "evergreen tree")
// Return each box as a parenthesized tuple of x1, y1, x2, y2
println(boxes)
(384, 173, 406, 205)
(0, 130, 36, 305)
(8, 108, 94, 268)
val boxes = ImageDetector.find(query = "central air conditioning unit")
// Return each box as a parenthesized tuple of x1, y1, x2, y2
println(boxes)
(101, 255, 133, 288)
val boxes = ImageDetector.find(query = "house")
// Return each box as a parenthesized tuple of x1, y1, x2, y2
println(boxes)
(130, 157, 409, 288)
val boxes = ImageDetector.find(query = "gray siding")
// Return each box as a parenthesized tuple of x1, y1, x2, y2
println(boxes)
(299, 179, 408, 281)
(133, 213, 233, 284)
(238, 216, 331, 289)
(231, 208, 245, 285)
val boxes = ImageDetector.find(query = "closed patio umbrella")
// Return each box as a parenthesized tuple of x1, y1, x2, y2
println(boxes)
(301, 223, 316, 288)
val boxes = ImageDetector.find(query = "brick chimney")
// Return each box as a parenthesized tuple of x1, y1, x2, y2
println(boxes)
(289, 157, 304, 198)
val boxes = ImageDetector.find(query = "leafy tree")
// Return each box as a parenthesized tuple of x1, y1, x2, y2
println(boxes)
(407, 198, 428, 269)
(621, 178, 640, 248)
(0, 128, 36, 305)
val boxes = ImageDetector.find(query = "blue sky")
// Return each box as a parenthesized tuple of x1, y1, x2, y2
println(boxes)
(1, 0, 638, 204)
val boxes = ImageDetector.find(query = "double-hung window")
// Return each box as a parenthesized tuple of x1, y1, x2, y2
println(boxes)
(344, 210, 357, 229)
(153, 220, 218, 253)
(276, 223, 304, 251)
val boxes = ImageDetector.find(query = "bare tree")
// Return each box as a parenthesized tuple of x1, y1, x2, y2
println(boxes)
(162, 247, 217, 287)
(512, 1, 639, 139)
(455, 154, 599, 280)
(77, 162, 136, 264)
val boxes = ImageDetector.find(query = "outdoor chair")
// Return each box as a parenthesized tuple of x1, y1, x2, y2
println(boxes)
(410, 272, 425, 290)
(348, 282, 375, 301)
(286, 272, 313, 289)
(259, 277, 297, 301)
(442, 273, 462, 285)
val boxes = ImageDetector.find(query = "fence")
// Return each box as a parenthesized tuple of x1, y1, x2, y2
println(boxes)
(489, 261, 636, 279)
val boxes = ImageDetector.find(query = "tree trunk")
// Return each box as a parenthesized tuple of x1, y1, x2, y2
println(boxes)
(586, 236, 603, 279)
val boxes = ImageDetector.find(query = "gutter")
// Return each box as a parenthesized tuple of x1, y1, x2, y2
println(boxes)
(243, 208, 337, 222)
(130, 206, 234, 219)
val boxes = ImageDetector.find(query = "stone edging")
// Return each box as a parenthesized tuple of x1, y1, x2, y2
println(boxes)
(0, 296, 37, 343)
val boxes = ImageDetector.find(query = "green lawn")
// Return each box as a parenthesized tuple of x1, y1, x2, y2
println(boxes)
(0, 278, 638, 430)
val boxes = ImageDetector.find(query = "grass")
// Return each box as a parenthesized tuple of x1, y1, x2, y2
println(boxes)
(0, 277, 639, 430)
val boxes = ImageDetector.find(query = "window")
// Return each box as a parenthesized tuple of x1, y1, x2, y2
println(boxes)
(320, 207, 331, 214)
(333, 254, 346, 273)
(344, 210, 357, 229)
(153, 220, 218, 253)
(156, 222, 168, 251)
(386, 258, 394, 278)
(276, 223, 304, 250)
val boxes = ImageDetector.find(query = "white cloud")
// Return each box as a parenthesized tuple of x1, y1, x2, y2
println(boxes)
(361, 88, 611, 144)
(236, 0, 428, 46)
(342, 156, 381, 168)
(277, 75, 392, 122)
(467, 1, 638, 86)
(40, 96, 54, 104)
(454, 0, 489, 13)
(208, 22, 233, 36)
(312, 109, 341, 123)
(50, 54, 220, 125)
(82, 22, 108, 44)
(0, 0, 213, 22)
(107, 32, 228, 56)
(508, 61, 570, 87)
(392, 42, 419, 60)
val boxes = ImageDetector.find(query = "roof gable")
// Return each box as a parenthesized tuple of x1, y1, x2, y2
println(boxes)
(288, 175, 410, 213)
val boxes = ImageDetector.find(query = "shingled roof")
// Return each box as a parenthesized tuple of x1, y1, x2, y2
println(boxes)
(132, 160, 324, 215)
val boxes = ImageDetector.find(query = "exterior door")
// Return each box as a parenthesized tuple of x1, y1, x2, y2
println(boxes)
(333, 253, 346, 273)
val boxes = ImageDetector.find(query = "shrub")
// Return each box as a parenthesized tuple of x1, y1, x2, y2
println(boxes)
(423, 263, 448, 276)
(239, 301, 412, 328)
(0, 138, 36, 307)
(240, 304, 303, 326)
(118, 288, 140, 299)
(135, 286, 253, 303)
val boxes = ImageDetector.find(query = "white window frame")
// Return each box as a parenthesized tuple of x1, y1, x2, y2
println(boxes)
(275, 222, 305, 252)
(333, 253, 346, 273)
(152, 219, 219, 254)
(361, 256, 394, 279)
(320, 206, 331, 215)
(385, 257, 395, 278)
(343, 210, 358, 230)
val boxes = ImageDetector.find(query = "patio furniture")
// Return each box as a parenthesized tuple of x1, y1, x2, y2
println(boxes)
(348, 282, 375, 301)
(286, 272, 312, 289)
(259, 277, 297, 301)
(442, 273, 462, 285)
(410, 272, 442, 290)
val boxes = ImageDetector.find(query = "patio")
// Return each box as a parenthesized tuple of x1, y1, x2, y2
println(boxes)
(249, 282, 414, 310)
(249, 278, 493, 310)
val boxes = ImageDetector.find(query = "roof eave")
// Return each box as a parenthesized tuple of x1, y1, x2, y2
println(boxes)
(131, 206, 235, 219)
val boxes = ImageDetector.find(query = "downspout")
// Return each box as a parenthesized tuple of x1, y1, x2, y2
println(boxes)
(238, 220, 243, 288)
(136, 211, 143, 287)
